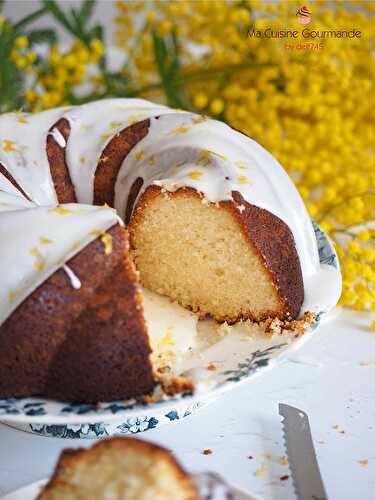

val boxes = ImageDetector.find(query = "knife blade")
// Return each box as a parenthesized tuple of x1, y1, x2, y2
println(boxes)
(279, 403, 328, 500)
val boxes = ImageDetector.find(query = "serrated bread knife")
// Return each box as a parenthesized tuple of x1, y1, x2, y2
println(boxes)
(279, 403, 328, 500)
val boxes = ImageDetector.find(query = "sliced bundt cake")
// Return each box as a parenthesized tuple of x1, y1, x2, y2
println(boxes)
(0, 98, 321, 402)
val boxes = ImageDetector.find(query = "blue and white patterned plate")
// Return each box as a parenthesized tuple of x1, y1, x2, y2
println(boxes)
(0, 222, 341, 439)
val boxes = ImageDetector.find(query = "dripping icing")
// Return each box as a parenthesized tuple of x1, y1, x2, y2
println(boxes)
(50, 127, 66, 148)
(63, 265, 82, 289)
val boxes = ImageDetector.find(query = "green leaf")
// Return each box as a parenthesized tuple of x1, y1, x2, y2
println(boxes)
(152, 32, 168, 76)
(90, 24, 107, 70)
(166, 30, 180, 81)
(13, 6, 48, 31)
(41, 0, 101, 47)
(89, 23, 103, 41)
(41, 0, 75, 34)
(0, 35, 24, 112)
(0, 23, 19, 111)
(70, 7, 83, 32)
(27, 28, 57, 45)
(152, 31, 185, 108)
(79, 0, 96, 24)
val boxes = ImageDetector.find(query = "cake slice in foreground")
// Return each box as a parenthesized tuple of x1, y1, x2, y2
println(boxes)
(38, 437, 198, 500)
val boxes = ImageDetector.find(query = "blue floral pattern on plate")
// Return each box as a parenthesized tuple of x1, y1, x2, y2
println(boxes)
(0, 222, 341, 438)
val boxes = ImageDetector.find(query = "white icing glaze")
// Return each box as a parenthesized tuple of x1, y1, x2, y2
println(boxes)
(0, 203, 118, 323)
(0, 107, 69, 204)
(63, 265, 82, 289)
(0, 172, 25, 198)
(49, 127, 66, 148)
(114, 112, 319, 282)
(62, 98, 170, 204)
(0, 190, 35, 212)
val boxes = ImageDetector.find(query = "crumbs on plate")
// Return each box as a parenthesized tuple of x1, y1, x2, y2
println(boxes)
(332, 424, 345, 434)
(279, 455, 289, 465)
(254, 463, 268, 477)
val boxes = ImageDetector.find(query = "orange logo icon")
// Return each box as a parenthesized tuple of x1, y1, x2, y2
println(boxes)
(296, 5, 311, 25)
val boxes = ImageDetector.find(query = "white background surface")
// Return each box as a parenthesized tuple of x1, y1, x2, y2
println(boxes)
(0, 308, 374, 499)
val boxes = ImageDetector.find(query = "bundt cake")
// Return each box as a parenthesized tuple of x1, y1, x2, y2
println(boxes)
(38, 437, 198, 500)
(0, 98, 320, 402)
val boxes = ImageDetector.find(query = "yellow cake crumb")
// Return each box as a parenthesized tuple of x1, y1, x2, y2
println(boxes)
(187, 170, 203, 181)
(8, 290, 17, 303)
(191, 115, 207, 125)
(16, 112, 28, 124)
(148, 155, 156, 166)
(279, 455, 289, 465)
(89, 229, 102, 237)
(159, 330, 176, 347)
(235, 161, 247, 170)
(135, 149, 143, 161)
(110, 120, 122, 129)
(40, 237, 53, 245)
(127, 114, 139, 125)
(254, 463, 268, 477)
(49, 207, 73, 216)
(101, 233, 113, 255)
(30, 247, 41, 257)
(210, 150, 228, 161)
(168, 124, 190, 136)
(197, 150, 212, 167)
(34, 260, 45, 272)
(238, 175, 249, 184)
(2, 139, 18, 153)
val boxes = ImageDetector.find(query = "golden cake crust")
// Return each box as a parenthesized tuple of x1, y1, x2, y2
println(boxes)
(227, 190, 304, 319)
(0, 225, 155, 402)
(46, 117, 151, 207)
(94, 119, 150, 207)
(47, 118, 77, 203)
